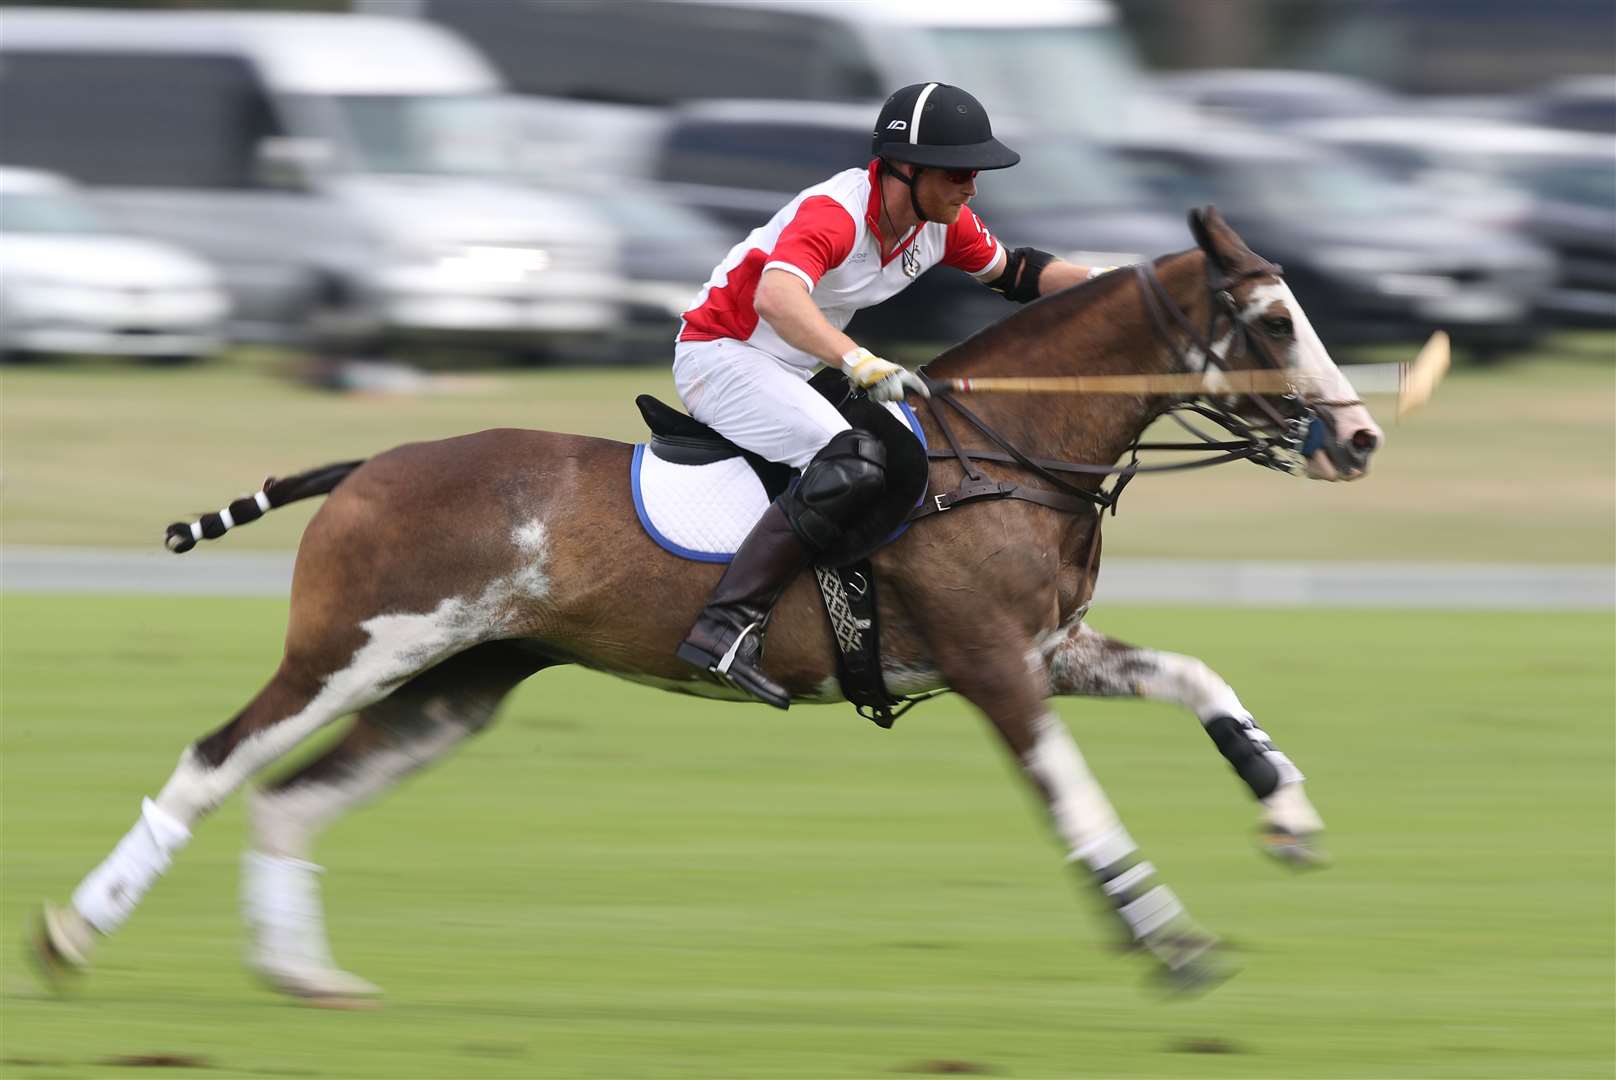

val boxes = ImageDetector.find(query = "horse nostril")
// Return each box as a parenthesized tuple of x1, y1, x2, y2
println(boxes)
(1351, 429, 1379, 454)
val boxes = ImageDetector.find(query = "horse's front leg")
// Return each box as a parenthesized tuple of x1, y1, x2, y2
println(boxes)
(1043, 621, 1326, 865)
(933, 627, 1234, 992)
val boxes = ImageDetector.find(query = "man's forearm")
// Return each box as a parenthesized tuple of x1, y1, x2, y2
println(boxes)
(1038, 259, 1097, 295)
(754, 271, 859, 368)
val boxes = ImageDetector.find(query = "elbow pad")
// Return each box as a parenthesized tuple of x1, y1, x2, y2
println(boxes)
(987, 246, 1055, 304)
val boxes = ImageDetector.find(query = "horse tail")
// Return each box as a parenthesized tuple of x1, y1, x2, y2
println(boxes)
(163, 459, 366, 554)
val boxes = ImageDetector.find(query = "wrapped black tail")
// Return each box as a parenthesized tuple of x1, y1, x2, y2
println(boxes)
(164, 459, 365, 554)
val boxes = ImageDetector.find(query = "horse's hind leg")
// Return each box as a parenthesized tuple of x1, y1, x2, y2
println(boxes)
(37, 611, 465, 980)
(242, 641, 549, 1004)
(1044, 621, 1326, 866)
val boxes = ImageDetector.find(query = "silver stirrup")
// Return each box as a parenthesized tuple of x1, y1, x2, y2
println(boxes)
(713, 621, 760, 676)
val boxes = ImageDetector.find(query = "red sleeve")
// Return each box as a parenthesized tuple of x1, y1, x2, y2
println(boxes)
(766, 195, 857, 287)
(942, 204, 1003, 276)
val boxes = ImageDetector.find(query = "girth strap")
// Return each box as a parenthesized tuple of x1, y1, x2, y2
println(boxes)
(908, 475, 1100, 521)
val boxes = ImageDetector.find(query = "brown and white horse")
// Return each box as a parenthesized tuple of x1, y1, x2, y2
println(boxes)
(36, 208, 1381, 1004)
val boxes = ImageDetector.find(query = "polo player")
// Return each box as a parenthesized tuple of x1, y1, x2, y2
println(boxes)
(673, 82, 1112, 707)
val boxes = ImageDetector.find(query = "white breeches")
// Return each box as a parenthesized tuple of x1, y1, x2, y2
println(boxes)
(673, 339, 849, 469)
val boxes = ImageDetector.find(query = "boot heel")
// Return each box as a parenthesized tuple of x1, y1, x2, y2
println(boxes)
(675, 641, 720, 671)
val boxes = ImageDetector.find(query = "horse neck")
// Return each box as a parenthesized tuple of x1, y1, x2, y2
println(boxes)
(931, 251, 1211, 471)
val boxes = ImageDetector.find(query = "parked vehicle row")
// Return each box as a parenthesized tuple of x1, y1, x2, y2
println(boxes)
(0, 167, 228, 364)
(1, 2, 1608, 367)
(0, 8, 628, 364)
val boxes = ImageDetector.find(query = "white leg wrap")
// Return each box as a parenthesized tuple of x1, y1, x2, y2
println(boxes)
(242, 851, 380, 998)
(242, 851, 336, 970)
(71, 798, 192, 935)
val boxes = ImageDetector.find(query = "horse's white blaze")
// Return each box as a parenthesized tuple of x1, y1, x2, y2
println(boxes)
(1021, 712, 1136, 869)
(1245, 281, 1384, 477)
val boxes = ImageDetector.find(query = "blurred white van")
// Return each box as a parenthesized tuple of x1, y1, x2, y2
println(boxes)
(0, 8, 625, 360)
(0, 167, 228, 364)
(373, 0, 1166, 139)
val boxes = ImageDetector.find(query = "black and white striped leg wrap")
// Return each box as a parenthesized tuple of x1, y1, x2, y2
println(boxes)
(165, 490, 272, 553)
(1203, 715, 1299, 800)
(1092, 855, 1185, 942)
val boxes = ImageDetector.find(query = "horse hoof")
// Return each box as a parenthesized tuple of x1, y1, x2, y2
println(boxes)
(1146, 935, 1239, 997)
(256, 964, 382, 1006)
(1152, 946, 1239, 997)
(1259, 825, 1330, 870)
(30, 904, 92, 991)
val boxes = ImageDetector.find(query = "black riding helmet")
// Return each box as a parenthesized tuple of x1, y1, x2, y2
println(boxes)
(871, 82, 1021, 171)
(871, 83, 1018, 223)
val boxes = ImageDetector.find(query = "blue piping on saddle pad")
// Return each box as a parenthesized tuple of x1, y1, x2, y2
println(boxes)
(631, 402, 927, 564)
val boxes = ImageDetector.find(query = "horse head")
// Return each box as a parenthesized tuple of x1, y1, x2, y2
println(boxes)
(1187, 206, 1383, 481)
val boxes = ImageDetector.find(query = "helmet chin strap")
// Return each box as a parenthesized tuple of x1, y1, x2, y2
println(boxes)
(882, 160, 928, 224)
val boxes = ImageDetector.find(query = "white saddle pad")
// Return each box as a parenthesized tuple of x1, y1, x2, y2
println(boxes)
(631, 402, 924, 562)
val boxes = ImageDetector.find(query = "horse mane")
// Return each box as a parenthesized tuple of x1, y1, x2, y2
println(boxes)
(922, 249, 1201, 377)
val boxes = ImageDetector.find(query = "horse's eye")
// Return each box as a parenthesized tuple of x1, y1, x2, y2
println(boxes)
(1261, 316, 1294, 338)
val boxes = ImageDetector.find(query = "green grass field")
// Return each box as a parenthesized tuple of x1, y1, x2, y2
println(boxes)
(2, 596, 1611, 1079)
(2, 339, 1612, 561)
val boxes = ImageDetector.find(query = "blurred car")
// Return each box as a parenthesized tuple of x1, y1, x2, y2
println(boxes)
(1112, 127, 1558, 355)
(1295, 116, 1616, 326)
(648, 99, 1185, 352)
(379, 0, 1169, 141)
(0, 8, 627, 362)
(0, 167, 228, 364)
(1152, 68, 1403, 128)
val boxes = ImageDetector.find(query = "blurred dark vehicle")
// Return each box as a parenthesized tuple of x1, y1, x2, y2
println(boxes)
(510, 97, 734, 357)
(373, 0, 1163, 141)
(0, 7, 627, 363)
(0, 166, 229, 364)
(1296, 116, 1616, 327)
(1152, 68, 1402, 127)
(1523, 76, 1616, 134)
(1113, 127, 1557, 357)
(648, 100, 1185, 353)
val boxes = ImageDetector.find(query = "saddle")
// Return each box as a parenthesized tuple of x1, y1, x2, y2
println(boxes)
(634, 369, 930, 728)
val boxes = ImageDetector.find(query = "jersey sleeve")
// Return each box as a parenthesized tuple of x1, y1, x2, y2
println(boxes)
(942, 204, 1005, 278)
(763, 195, 858, 290)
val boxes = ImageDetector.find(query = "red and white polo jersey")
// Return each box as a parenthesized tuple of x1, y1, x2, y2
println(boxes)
(678, 159, 1004, 368)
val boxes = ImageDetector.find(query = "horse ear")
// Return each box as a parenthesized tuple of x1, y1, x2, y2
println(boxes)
(1187, 206, 1227, 269)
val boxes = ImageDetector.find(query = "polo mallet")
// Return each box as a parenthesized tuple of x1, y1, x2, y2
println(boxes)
(934, 331, 1452, 419)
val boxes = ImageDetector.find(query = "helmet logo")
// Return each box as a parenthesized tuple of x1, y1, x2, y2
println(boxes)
(885, 120, 908, 131)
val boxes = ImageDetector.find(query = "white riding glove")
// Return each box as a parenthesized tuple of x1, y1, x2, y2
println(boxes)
(840, 347, 930, 403)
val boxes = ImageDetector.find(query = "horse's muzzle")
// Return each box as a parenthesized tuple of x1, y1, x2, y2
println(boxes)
(1310, 424, 1381, 482)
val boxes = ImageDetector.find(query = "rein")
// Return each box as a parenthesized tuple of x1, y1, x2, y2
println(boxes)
(909, 260, 1330, 525)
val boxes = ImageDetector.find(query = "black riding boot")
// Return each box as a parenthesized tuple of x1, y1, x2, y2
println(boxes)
(676, 501, 812, 709)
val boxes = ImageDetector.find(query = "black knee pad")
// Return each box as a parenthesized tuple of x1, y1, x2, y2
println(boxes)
(781, 429, 887, 553)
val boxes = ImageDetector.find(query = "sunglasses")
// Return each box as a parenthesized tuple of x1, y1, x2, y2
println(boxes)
(941, 168, 979, 185)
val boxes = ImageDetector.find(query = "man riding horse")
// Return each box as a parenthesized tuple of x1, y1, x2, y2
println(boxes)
(674, 82, 1110, 708)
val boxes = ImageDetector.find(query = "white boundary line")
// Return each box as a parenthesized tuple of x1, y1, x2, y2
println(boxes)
(3, 547, 1610, 610)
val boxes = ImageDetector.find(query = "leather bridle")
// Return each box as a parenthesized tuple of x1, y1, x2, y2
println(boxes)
(911, 258, 1358, 525)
